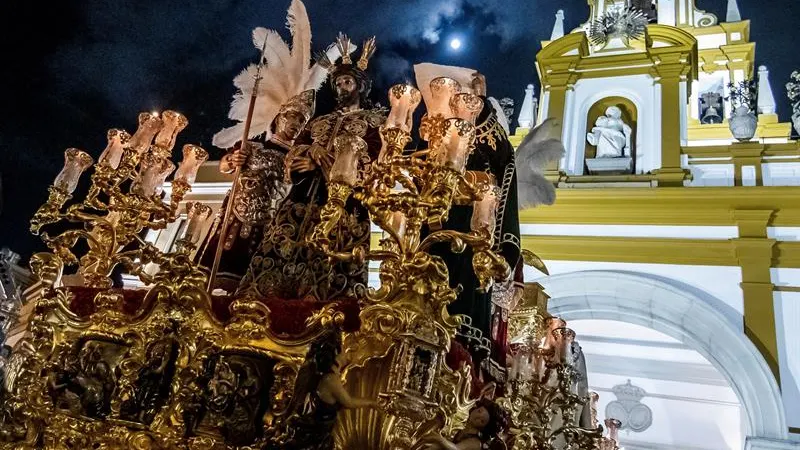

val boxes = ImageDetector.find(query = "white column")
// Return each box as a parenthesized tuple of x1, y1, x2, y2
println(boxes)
(518, 84, 537, 129)
(562, 88, 578, 174)
(652, 81, 663, 171)
(680, 80, 689, 145)
(758, 66, 777, 115)
(550, 10, 565, 41)
(726, 0, 742, 22)
(538, 90, 551, 125)
(690, 80, 700, 120)
(658, 0, 677, 26)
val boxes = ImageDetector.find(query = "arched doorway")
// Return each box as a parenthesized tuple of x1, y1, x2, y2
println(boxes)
(535, 270, 787, 444)
(569, 318, 743, 449)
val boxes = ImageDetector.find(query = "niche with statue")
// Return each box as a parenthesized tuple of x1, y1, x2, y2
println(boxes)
(584, 97, 637, 175)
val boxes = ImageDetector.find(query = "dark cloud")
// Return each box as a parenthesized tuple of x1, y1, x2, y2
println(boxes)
(373, 51, 414, 91)
(42, 0, 563, 105)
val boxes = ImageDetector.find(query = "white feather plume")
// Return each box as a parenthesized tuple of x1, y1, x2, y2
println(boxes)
(212, 0, 332, 150)
(515, 118, 565, 208)
(518, 172, 558, 208)
(303, 42, 350, 92)
(286, 0, 311, 94)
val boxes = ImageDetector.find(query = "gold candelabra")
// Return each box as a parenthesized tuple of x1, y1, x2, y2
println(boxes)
(593, 395, 622, 450)
(4, 81, 593, 450)
(312, 82, 510, 303)
(308, 80, 514, 448)
(502, 280, 603, 450)
(29, 111, 209, 288)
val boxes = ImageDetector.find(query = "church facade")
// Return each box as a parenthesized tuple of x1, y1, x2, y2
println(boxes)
(507, 0, 800, 448)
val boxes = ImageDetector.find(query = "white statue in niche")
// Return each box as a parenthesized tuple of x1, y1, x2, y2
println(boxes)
(586, 106, 632, 158)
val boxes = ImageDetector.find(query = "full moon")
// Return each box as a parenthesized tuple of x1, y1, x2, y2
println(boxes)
(449, 38, 462, 50)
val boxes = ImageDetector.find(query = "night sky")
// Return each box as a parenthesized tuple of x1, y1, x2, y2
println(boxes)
(2, 0, 799, 262)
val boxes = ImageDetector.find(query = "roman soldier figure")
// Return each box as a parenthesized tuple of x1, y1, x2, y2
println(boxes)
(199, 91, 315, 292)
(197, 0, 334, 292)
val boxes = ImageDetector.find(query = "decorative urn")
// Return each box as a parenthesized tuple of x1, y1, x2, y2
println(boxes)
(729, 106, 757, 141)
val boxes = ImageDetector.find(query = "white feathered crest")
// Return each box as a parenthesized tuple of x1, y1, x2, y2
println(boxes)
(213, 0, 347, 149)
(515, 118, 565, 208)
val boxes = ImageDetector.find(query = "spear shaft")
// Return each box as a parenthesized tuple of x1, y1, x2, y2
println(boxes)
(207, 39, 269, 294)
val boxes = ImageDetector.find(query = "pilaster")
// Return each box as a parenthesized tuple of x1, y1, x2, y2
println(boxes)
(541, 72, 578, 176)
(730, 142, 766, 186)
(652, 62, 692, 186)
(732, 209, 779, 378)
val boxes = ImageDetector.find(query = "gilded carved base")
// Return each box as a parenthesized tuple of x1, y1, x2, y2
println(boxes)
(0, 252, 475, 450)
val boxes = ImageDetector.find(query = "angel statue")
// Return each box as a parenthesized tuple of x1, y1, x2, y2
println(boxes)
(198, 0, 336, 292)
(414, 398, 511, 450)
(586, 106, 632, 159)
(268, 328, 377, 450)
(238, 33, 386, 303)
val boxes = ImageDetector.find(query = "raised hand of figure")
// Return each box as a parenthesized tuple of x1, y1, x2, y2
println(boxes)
(220, 143, 251, 174)
(471, 72, 487, 97)
(290, 156, 317, 173)
(229, 145, 250, 169)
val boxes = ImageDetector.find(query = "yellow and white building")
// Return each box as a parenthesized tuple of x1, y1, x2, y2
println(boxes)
(508, 0, 800, 448)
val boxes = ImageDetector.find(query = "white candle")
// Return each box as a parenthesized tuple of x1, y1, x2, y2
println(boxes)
(427, 77, 462, 119)
(54, 148, 93, 194)
(128, 112, 163, 155)
(331, 134, 366, 186)
(136, 154, 175, 197)
(554, 327, 575, 363)
(386, 84, 421, 132)
(154, 110, 188, 151)
(450, 93, 483, 125)
(174, 144, 209, 184)
(470, 186, 499, 236)
(434, 118, 475, 173)
(98, 129, 131, 169)
(184, 202, 213, 245)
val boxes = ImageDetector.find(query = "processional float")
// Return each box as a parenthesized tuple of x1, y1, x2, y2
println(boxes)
(0, 80, 616, 450)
